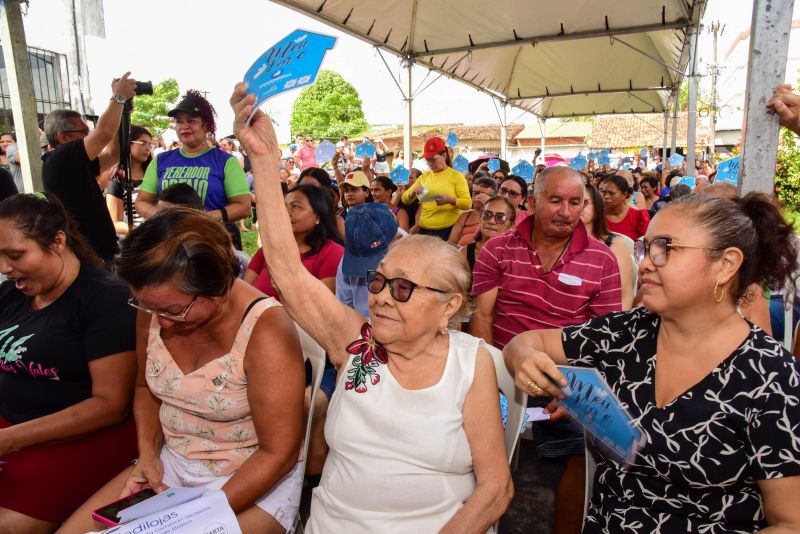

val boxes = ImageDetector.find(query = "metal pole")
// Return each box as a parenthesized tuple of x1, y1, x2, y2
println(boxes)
(671, 91, 678, 155)
(739, 0, 794, 194)
(403, 58, 412, 170)
(538, 117, 546, 164)
(500, 101, 508, 160)
(0, 0, 43, 193)
(662, 111, 669, 167)
(708, 21, 720, 161)
(686, 26, 699, 178)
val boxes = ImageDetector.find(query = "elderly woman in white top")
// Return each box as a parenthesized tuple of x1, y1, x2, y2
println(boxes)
(231, 85, 512, 533)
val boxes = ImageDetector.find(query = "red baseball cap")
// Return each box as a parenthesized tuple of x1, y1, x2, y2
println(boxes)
(422, 137, 447, 159)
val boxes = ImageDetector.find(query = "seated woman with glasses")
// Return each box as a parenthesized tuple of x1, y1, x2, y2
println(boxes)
(0, 193, 138, 532)
(462, 196, 516, 271)
(497, 175, 531, 226)
(448, 174, 497, 247)
(63, 208, 306, 534)
(504, 193, 800, 533)
(401, 137, 472, 240)
(231, 83, 513, 533)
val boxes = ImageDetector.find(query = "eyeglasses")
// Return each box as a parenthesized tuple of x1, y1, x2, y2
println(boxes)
(425, 153, 441, 162)
(131, 140, 156, 150)
(499, 186, 522, 199)
(634, 237, 718, 267)
(128, 295, 198, 321)
(480, 209, 510, 224)
(366, 270, 447, 303)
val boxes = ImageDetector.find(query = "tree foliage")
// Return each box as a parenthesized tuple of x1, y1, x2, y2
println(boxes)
(131, 78, 179, 135)
(677, 79, 710, 112)
(289, 70, 368, 141)
(775, 75, 800, 212)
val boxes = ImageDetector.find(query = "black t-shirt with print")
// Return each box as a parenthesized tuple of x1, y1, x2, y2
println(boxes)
(563, 308, 800, 533)
(0, 264, 136, 424)
(42, 139, 118, 263)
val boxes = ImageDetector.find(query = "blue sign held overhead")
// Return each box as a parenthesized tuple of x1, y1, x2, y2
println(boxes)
(314, 139, 336, 163)
(487, 158, 501, 172)
(677, 176, 696, 189)
(557, 366, 643, 464)
(446, 131, 459, 148)
(587, 152, 596, 160)
(512, 160, 534, 181)
(243, 29, 337, 121)
(389, 165, 411, 185)
(716, 156, 740, 186)
(621, 163, 631, 170)
(639, 148, 648, 158)
(354, 141, 376, 159)
(668, 153, 684, 167)
(570, 154, 587, 170)
(452, 154, 469, 174)
(598, 153, 611, 166)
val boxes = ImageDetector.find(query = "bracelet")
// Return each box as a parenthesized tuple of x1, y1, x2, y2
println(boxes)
(220, 206, 229, 224)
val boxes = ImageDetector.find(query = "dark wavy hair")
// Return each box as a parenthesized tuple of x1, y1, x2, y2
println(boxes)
(180, 89, 217, 137)
(297, 167, 332, 190)
(584, 183, 610, 240)
(288, 184, 342, 251)
(0, 192, 101, 267)
(117, 207, 237, 295)
(668, 193, 799, 302)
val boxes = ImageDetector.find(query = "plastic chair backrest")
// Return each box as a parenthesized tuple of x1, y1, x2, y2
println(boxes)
(485, 344, 527, 463)
(295, 323, 326, 466)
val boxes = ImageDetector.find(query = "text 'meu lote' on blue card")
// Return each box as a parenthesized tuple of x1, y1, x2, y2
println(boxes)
(315, 139, 336, 163)
(243, 29, 337, 122)
(355, 141, 376, 159)
(512, 160, 534, 181)
(556, 365, 643, 464)
(390, 165, 410, 185)
(716, 156, 740, 186)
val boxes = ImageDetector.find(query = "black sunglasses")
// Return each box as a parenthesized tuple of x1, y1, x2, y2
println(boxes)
(367, 270, 447, 303)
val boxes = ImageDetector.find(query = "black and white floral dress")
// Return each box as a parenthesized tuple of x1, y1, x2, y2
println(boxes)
(562, 308, 800, 533)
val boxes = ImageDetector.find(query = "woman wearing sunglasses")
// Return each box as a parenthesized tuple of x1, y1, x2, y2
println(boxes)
(106, 125, 152, 235)
(232, 83, 513, 533)
(0, 193, 137, 532)
(462, 196, 516, 271)
(504, 193, 800, 533)
(63, 208, 306, 533)
(401, 136, 472, 240)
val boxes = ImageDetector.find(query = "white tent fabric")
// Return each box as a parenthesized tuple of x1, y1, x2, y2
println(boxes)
(270, 0, 705, 118)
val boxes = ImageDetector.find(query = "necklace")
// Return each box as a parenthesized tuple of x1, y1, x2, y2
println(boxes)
(536, 236, 572, 272)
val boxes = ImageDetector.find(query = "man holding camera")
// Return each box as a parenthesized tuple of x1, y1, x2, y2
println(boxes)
(42, 73, 138, 265)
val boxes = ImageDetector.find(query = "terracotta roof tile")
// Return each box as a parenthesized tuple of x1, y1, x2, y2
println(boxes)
(589, 113, 709, 148)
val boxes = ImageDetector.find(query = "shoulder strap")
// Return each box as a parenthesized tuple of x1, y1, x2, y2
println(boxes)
(241, 296, 269, 324)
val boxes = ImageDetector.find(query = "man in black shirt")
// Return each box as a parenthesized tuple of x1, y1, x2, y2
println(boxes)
(42, 73, 137, 264)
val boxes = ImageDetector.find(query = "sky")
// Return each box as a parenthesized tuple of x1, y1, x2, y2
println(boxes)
(23, 0, 790, 141)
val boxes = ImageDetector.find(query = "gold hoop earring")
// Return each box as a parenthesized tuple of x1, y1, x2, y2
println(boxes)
(713, 281, 725, 304)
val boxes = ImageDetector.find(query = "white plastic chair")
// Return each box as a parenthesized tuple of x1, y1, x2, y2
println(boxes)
(485, 344, 528, 463)
(294, 324, 326, 534)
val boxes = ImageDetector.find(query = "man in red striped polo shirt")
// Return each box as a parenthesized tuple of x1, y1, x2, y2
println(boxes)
(471, 166, 622, 348)
(471, 165, 622, 534)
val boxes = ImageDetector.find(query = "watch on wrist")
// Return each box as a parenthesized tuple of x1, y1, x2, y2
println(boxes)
(111, 94, 126, 104)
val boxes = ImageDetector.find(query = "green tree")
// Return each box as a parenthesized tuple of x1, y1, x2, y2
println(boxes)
(131, 78, 179, 135)
(290, 70, 368, 141)
(677, 78, 710, 112)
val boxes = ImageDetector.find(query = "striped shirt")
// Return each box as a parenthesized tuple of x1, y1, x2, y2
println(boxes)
(472, 216, 622, 348)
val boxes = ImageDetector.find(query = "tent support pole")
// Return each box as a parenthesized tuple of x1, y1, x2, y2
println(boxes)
(0, 0, 42, 192)
(538, 118, 546, 165)
(670, 92, 678, 156)
(662, 111, 669, 167)
(500, 102, 508, 160)
(404, 58, 412, 170)
(687, 26, 699, 178)
(739, 0, 794, 194)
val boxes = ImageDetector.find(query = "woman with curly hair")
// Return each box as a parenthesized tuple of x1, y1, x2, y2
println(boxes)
(134, 90, 252, 249)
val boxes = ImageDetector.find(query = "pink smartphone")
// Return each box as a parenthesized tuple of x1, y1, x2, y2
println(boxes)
(92, 488, 157, 527)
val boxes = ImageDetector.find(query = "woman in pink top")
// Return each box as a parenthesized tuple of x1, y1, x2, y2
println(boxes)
(600, 174, 650, 241)
(64, 208, 305, 534)
(245, 184, 343, 297)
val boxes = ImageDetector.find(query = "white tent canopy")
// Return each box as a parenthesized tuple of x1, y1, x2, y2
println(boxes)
(270, 0, 704, 118)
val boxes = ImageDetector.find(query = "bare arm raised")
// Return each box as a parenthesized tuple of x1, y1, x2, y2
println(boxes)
(230, 84, 363, 367)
